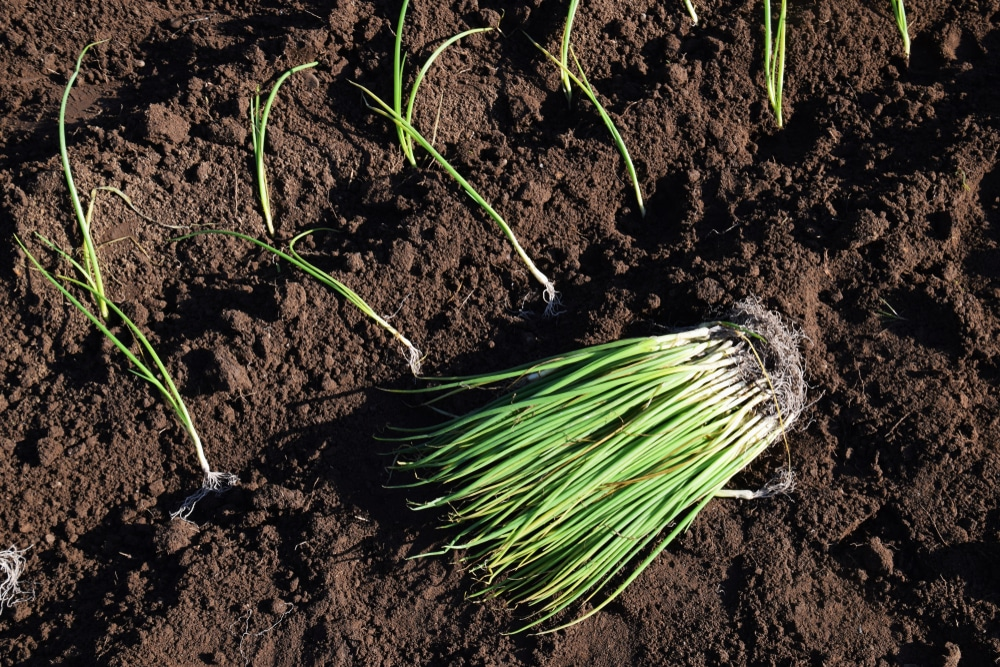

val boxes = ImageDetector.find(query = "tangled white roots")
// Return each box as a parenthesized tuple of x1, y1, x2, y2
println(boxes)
(728, 297, 808, 431)
(0, 546, 33, 616)
(170, 471, 239, 523)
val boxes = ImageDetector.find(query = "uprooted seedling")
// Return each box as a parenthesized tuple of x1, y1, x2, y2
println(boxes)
(16, 234, 236, 521)
(174, 229, 424, 375)
(352, 81, 560, 315)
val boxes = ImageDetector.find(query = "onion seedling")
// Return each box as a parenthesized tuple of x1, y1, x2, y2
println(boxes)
(0, 546, 32, 616)
(390, 300, 806, 632)
(763, 0, 788, 127)
(174, 229, 424, 375)
(61, 41, 149, 319)
(527, 36, 645, 217)
(351, 81, 560, 315)
(16, 234, 237, 521)
(889, 0, 910, 58)
(250, 61, 319, 236)
(393, 0, 494, 167)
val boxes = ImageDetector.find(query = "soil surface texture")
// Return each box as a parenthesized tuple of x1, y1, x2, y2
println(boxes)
(2, 1, 1000, 665)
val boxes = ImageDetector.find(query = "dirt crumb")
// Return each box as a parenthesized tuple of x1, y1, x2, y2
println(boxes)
(144, 104, 191, 145)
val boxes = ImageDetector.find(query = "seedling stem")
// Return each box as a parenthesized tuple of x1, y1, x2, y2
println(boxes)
(763, 0, 787, 127)
(890, 0, 911, 58)
(60, 41, 110, 318)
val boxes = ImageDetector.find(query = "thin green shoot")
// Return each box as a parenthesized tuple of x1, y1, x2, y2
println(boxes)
(388, 300, 805, 632)
(956, 168, 971, 192)
(60, 41, 111, 318)
(393, 0, 494, 167)
(250, 61, 319, 236)
(527, 35, 645, 217)
(351, 81, 560, 315)
(875, 297, 906, 322)
(174, 229, 424, 375)
(0, 546, 32, 616)
(403, 28, 494, 163)
(393, 0, 412, 165)
(559, 0, 580, 102)
(16, 233, 236, 521)
(763, 0, 788, 127)
(889, 0, 910, 58)
(682, 0, 699, 25)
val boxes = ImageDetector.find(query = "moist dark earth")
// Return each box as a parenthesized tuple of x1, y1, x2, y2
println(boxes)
(2, 0, 999, 665)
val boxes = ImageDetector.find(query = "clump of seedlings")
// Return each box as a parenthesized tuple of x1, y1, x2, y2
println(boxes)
(0, 546, 32, 616)
(390, 300, 806, 632)
(16, 235, 237, 521)
(527, 35, 645, 217)
(352, 81, 560, 315)
(393, 0, 494, 167)
(763, 0, 788, 127)
(889, 0, 910, 58)
(250, 61, 319, 236)
(176, 229, 424, 375)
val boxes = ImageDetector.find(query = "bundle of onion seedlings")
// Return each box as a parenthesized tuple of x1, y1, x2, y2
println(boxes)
(390, 300, 806, 632)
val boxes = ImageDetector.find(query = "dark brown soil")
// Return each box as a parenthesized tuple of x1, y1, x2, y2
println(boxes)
(3, 1, 1000, 665)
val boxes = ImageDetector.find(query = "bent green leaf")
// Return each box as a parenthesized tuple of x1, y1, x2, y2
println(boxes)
(250, 61, 319, 236)
(527, 35, 645, 217)
(393, 0, 494, 166)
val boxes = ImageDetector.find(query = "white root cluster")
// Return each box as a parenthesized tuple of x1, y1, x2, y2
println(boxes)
(402, 339, 423, 377)
(542, 281, 563, 318)
(714, 298, 807, 499)
(730, 298, 807, 427)
(0, 546, 33, 616)
(170, 471, 239, 523)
